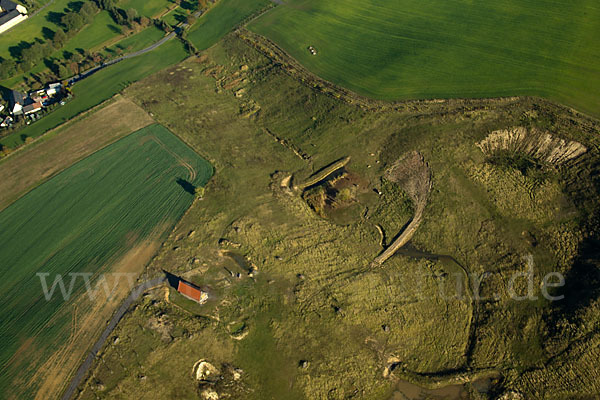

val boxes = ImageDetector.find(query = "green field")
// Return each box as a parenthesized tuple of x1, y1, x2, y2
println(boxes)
(249, 0, 600, 116)
(0, 123, 212, 398)
(60, 10, 122, 54)
(0, 39, 187, 149)
(119, 0, 173, 18)
(187, 0, 271, 51)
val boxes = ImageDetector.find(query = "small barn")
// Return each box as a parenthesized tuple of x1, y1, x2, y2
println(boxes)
(177, 280, 208, 304)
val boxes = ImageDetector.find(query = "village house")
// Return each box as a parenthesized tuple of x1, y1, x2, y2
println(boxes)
(8, 89, 26, 115)
(0, 0, 28, 34)
(22, 101, 42, 115)
(6, 83, 62, 117)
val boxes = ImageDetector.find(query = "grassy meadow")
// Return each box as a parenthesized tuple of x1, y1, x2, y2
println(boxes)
(72, 35, 600, 399)
(250, 0, 600, 116)
(0, 123, 212, 398)
(0, 38, 188, 149)
(60, 10, 122, 54)
(187, 0, 271, 51)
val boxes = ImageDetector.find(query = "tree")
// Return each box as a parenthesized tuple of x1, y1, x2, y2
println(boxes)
(95, 0, 116, 10)
(139, 16, 150, 27)
(0, 58, 17, 79)
(53, 28, 67, 49)
(62, 12, 85, 32)
(21, 42, 47, 64)
(55, 62, 70, 79)
(157, 19, 172, 33)
(186, 15, 197, 25)
(80, 1, 99, 23)
(71, 52, 83, 64)
(125, 8, 138, 23)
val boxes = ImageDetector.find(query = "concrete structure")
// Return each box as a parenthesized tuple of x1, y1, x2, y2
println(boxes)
(0, 0, 28, 34)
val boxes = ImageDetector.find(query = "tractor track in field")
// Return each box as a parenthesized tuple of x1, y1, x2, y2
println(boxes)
(150, 135, 197, 181)
(140, 134, 197, 181)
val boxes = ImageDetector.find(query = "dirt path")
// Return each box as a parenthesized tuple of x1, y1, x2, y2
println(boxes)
(60, 275, 166, 400)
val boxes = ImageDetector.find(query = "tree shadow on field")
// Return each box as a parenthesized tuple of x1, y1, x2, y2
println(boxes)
(46, 11, 66, 26)
(42, 27, 55, 41)
(67, 1, 84, 12)
(107, 24, 122, 35)
(176, 178, 196, 195)
(9, 41, 31, 59)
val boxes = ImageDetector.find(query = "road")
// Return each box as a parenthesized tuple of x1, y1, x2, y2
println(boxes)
(61, 275, 167, 400)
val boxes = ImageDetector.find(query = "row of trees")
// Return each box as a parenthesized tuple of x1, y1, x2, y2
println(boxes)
(0, 1, 101, 80)
(0, 0, 148, 81)
(95, 0, 142, 29)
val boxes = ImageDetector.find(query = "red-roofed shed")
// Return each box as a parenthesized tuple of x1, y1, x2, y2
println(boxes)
(177, 280, 208, 304)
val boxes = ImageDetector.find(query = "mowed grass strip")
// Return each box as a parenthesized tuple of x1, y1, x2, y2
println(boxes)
(0, 96, 154, 211)
(103, 25, 165, 57)
(187, 0, 272, 51)
(249, 0, 600, 116)
(0, 124, 213, 398)
(0, 38, 188, 149)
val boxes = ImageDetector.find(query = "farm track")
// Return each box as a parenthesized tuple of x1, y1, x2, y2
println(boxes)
(61, 275, 166, 400)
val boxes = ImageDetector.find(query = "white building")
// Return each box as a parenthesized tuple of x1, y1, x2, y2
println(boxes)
(0, 0, 28, 34)
(46, 82, 62, 97)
